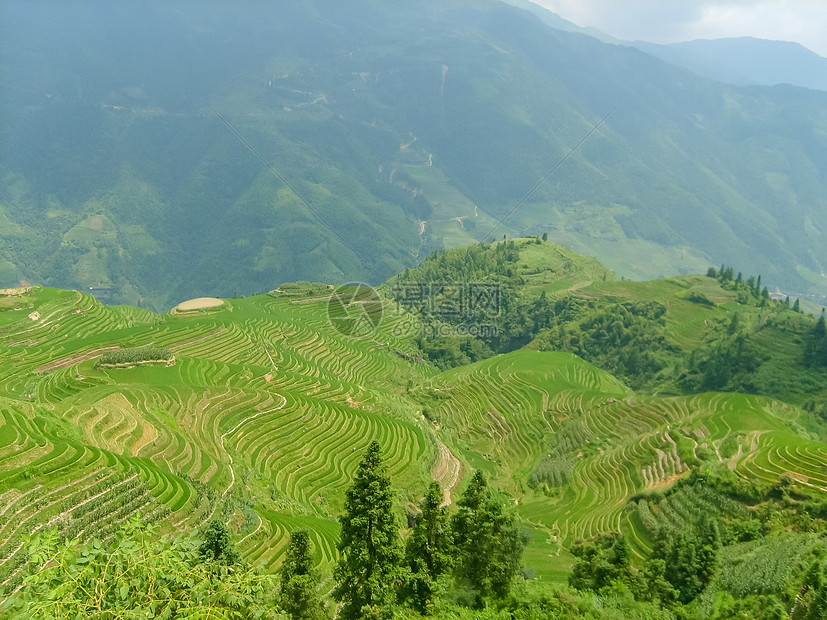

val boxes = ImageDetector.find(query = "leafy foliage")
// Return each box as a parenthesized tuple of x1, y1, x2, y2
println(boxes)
(804, 314, 827, 368)
(528, 455, 572, 490)
(98, 347, 173, 365)
(3, 515, 278, 619)
(569, 532, 633, 592)
(198, 518, 243, 566)
(402, 482, 453, 614)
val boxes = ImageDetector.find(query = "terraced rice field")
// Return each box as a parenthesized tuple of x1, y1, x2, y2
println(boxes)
(422, 350, 827, 566)
(0, 287, 433, 590)
(0, 285, 824, 590)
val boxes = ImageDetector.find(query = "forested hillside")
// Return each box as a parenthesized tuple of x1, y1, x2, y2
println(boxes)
(1, 0, 826, 309)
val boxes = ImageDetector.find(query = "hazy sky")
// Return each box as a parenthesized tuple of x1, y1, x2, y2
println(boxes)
(531, 0, 827, 57)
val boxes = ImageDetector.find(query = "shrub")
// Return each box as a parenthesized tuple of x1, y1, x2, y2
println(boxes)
(99, 347, 173, 365)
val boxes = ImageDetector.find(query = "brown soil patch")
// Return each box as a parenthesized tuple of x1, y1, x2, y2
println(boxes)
(35, 345, 121, 373)
(431, 441, 463, 506)
(173, 297, 224, 312)
(0, 287, 30, 297)
(650, 470, 689, 489)
(264, 373, 273, 383)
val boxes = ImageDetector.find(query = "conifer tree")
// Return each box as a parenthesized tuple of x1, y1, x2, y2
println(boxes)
(280, 530, 326, 620)
(696, 516, 721, 592)
(403, 481, 453, 613)
(333, 441, 402, 619)
(451, 470, 525, 606)
(805, 314, 827, 367)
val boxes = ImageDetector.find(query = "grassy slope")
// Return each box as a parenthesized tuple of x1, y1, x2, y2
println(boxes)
(418, 349, 825, 581)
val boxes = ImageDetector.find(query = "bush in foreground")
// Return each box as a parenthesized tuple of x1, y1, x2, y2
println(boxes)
(3, 514, 278, 620)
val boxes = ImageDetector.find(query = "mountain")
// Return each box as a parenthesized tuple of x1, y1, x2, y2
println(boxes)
(1, 0, 826, 310)
(1, 240, 825, 613)
(631, 37, 827, 92)
(504, 0, 622, 43)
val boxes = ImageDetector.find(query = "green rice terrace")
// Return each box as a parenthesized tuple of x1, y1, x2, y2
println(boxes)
(0, 239, 825, 609)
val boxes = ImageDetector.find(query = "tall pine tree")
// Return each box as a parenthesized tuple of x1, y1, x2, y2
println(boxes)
(334, 441, 402, 619)
(451, 470, 525, 606)
(403, 481, 453, 613)
(805, 314, 827, 367)
(279, 530, 326, 620)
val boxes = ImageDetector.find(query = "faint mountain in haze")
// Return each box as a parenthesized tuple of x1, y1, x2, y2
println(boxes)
(505, 0, 621, 44)
(631, 37, 827, 91)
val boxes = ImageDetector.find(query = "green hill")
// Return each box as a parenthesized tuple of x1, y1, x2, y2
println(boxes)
(390, 237, 827, 400)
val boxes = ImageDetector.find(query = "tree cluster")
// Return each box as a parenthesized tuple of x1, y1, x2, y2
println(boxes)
(98, 347, 173, 365)
(331, 442, 526, 619)
(569, 517, 720, 608)
(708, 265, 770, 305)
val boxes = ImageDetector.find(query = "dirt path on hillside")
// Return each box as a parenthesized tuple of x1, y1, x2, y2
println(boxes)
(219, 394, 288, 498)
(431, 440, 462, 506)
(35, 345, 121, 373)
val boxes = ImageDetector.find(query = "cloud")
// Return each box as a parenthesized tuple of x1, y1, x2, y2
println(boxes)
(531, 0, 827, 56)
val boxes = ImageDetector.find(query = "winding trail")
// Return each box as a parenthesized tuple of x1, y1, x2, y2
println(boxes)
(220, 393, 288, 497)
(431, 440, 462, 506)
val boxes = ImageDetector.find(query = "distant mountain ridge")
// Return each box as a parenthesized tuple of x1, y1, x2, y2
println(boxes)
(0, 0, 825, 309)
(519, 2, 827, 91)
(631, 37, 827, 91)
